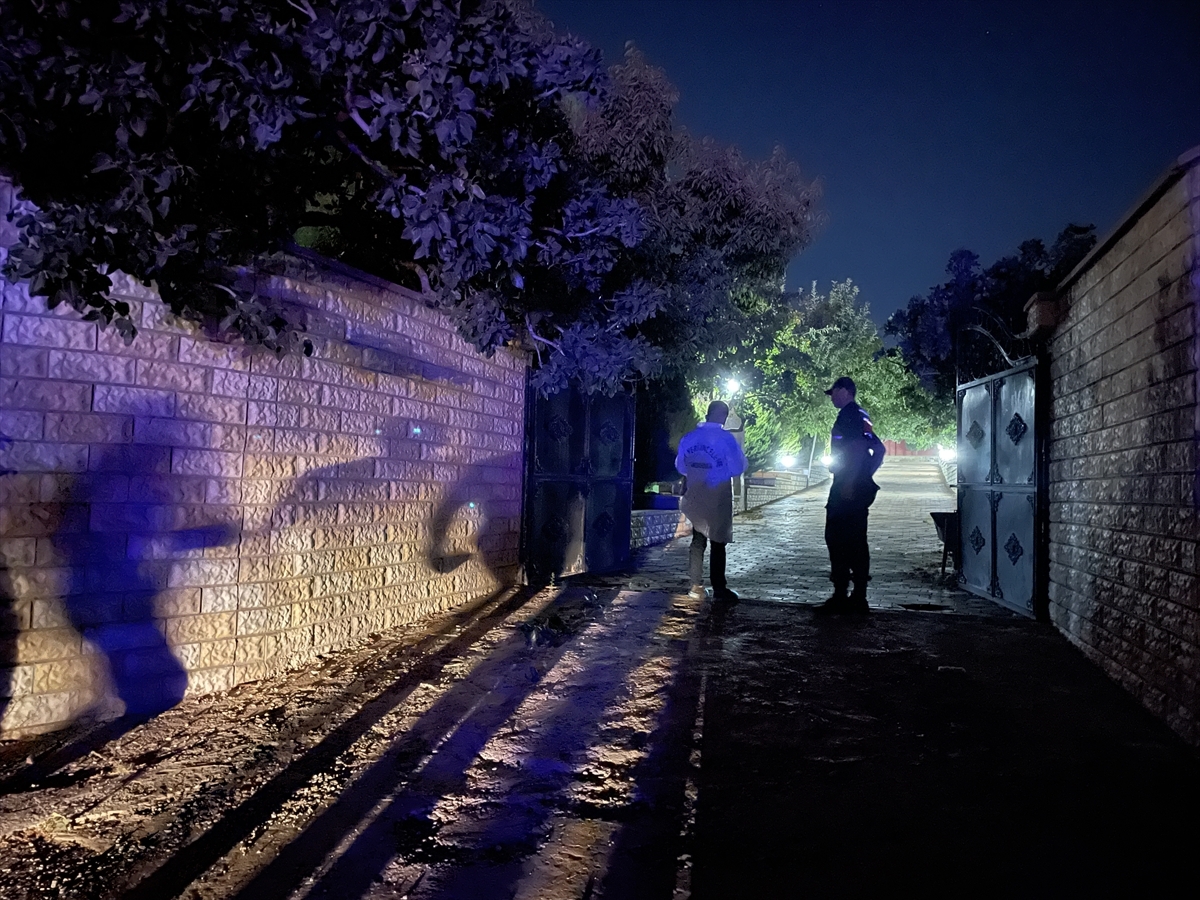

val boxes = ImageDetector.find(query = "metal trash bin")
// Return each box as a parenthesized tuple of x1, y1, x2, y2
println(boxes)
(929, 511, 960, 576)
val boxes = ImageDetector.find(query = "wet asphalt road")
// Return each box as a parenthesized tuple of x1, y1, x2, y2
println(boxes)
(1, 458, 1198, 898)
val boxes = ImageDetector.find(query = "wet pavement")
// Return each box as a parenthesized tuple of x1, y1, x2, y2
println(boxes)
(1, 458, 1198, 898)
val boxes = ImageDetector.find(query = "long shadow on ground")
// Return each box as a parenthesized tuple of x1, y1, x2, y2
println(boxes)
(238, 585, 679, 900)
(120, 586, 533, 899)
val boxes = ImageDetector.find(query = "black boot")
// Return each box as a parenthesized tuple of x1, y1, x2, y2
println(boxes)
(815, 586, 850, 614)
(847, 584, 869, 614)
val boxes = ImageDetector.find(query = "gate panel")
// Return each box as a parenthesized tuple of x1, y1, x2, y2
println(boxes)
(588, 392, 634, 480)
(524, 382, 634, 584)
(959, 486, 993, 597)
(530, 388, 587, 478)
(994, 491, 1035, 611)
(958, 383, 992, 485)
(584, 481, 632, 572)
(995, 370, 1036, 486)
(527, 481, 586, 580)
(957, 358, 1038, 617)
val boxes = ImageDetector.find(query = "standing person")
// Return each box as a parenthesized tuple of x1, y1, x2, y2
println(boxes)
(819, 376, 886, 614)
(676, 400, 748, 602)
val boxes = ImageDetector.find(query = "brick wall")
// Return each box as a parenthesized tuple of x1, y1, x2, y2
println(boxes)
(0, 180, 527, 736)
(742, 470, 828, 508)
(1045, 147, 1200, 744)
(630, 510, 692, 550)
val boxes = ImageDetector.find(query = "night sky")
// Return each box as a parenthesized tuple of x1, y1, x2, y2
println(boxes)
(536, 0, 1200, 324)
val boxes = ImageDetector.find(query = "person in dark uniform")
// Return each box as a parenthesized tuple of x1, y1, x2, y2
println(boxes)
(819, 376, 886, 614)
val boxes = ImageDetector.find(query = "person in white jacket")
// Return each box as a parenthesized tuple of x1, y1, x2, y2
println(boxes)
(675, 400, 748, 602)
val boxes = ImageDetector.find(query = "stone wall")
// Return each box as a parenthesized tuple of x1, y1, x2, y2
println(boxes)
(0, 182, 526, 736)
(633, 469, 831, 553)
(937, 459, 957, 489)
(630, 509, 692, 550)
(742, 470, 826, 508)
(1045, 147, 1200, 743)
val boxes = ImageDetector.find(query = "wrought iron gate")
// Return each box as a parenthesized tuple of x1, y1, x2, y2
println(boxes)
(523, 381, 634, 584)
(957, 358, 1039, 617)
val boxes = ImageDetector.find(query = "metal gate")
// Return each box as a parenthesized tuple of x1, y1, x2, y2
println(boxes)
(957, 358, 1038, 617)
(523, 381, 634, 584)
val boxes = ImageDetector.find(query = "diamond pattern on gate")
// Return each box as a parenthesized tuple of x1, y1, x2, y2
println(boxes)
(548, 415, 573, 441)
(1005, 413, 1028, 446)
(1004, 532, 1024, 565)
(966, 420, 986, 449)
(969, 525, 986, 554)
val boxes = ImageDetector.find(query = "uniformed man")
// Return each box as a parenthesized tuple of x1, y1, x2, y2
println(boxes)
(819, 376, 886, 614)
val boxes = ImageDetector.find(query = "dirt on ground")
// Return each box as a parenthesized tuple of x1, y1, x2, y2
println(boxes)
(0, 578, 708, 899)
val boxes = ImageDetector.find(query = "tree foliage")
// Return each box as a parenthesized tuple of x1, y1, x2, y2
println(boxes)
(704, 280, 954, 472)
(885, 224, 1096, 403)
(0, 0, 819, 394)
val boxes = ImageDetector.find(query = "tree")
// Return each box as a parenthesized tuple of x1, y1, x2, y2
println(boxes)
(885, 224, 1096, 404)
(729, 280, 953, 471)
(0, 0, 819, 396)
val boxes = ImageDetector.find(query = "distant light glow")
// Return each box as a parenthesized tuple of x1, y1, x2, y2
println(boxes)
(468, 501, 476, 509)
(821, 454, 833, 467)
(780, 455, 796, 468)
(939, 445, 957, 461)
(725, 378, 741, 394)
(412, 426, 422, 435)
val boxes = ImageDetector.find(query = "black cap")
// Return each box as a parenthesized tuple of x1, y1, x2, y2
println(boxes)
(824, 376, 856, 396)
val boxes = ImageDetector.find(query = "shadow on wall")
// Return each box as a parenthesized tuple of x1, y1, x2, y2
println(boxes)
(3, 442, 236, 788)
(428, 452, 521, 581)
(53, 442, 236, 719)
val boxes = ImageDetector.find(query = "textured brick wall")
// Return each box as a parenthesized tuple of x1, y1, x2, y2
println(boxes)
(630, 510, 691, 550)
(743, 470, 826, 508)
(0, 182, 526, 736)
(1045, 149, 1200, 744)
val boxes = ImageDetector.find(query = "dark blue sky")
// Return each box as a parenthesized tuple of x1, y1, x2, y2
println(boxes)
(537, 0, 1200, 324)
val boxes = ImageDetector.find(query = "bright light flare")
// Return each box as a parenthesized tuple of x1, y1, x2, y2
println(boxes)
(820, 454, 833, 467)
(938, 445, 957, 461)
(780, 455, 796, 468)
(725, 378, 741, 394)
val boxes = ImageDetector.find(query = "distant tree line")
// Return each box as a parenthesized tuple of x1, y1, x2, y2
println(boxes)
(672, 223, 1099, 479)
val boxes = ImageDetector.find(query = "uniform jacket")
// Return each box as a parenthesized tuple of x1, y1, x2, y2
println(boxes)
(828, 401, 886, 510)
(675, 421, 748, 543)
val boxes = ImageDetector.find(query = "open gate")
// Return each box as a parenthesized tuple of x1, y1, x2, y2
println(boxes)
(957, 358, 1040, 617)
(522, 382, 634, 584)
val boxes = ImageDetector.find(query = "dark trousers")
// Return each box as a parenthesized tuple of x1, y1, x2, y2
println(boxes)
(825, 505, 869, 594)
(689, 531, 727, 589)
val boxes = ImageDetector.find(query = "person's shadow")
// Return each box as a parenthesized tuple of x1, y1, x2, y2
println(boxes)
(428, 452, 524, 584)
(5, 442, 235, 787)
(61, 443, 238, 715)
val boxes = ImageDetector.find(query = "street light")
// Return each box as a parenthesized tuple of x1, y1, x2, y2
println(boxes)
(725, 377, 741, 394)
(780, 455, 796, 468)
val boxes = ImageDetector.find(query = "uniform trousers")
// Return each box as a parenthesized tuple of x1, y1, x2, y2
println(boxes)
(825, 504, 870, 593)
